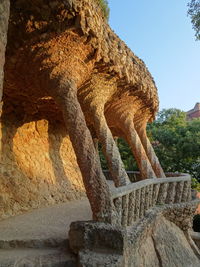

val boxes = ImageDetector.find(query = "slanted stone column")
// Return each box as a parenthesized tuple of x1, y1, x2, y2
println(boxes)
(105, 101, 157, 180)
(135, 118, 165, 178)
(91, 106, 130, 187)
(0, 0, 10, 103)
(48, 79, 116, 223)
(122, 115, 156, 179)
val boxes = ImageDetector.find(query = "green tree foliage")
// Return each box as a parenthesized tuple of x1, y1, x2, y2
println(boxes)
(147, 109, 200, 178)
(97, 0, 110, 21)
(99, 108, 200, 181)
(188, 0, 200, 40)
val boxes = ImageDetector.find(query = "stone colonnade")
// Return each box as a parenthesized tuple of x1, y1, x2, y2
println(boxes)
(103, 97, 165, 182)
(48, 78, 165, 223)
(2, 0, 165, 223)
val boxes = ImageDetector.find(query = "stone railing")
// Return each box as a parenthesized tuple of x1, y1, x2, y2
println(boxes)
(109, 173, 191, 227)
(103, 170, 140, 183)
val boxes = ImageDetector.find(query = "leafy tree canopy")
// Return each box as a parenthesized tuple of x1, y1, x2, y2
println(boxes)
(154, 108, 186, 126)
(147, 108, 200, 178)
(188, 0, 200, 40)
(99, 108, 200, 182)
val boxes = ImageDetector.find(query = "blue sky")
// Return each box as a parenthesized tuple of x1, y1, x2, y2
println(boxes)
(108, 0, 200, 112)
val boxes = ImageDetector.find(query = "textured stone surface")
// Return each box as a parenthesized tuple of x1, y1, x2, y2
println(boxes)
(152, 217, 199, 267)
(1, 0, 164, 220)
(0, 118, 85, 219)
(0, 0, 9, 102)
(130, 218, 200, 267)
(109, 174, 191, 227)
(0, 198, 91, 248)
(0, 248, 76, 267)
(79, 250, 124, 267)
(69, 201, 200, 266)
(69, 220, 126, 254)
(0, 199, 93, 266)
(134, 236, 159, 267)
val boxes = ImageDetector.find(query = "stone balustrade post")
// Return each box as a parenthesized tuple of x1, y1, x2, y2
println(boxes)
(181, 181, 190, 202)
(166, 182, 177, 204)
(139, 187, 146, 218)
(157, 183, 168, 205)
(175, 181, 184, 203)
(187, 181, 192, 202)
(149, 184, 154, 208)
(134, 189, 141, 221)
(152, 183, 160, 205)
(122, 195, 129, 226)
(144, 185, 151, 211)
(128, 191, 136, 226)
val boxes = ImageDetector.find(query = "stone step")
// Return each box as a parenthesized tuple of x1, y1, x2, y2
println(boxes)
(0, 237, 68, 250)
(0, 247, 76, 267)
(79, 250, 123, 267)
(0, 199, 91, 244)
(0, 199, 92, 266)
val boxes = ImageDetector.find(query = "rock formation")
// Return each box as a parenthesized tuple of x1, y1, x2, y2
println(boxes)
(0, 1, 199, 266)
(69, 201, 200, 266)
(0, 0, 165, 221)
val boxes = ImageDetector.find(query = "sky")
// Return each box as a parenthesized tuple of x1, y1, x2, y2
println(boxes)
(108, 0, 200, 112)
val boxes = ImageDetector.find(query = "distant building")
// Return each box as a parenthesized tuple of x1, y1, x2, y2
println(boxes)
(187, 103, 200, 120)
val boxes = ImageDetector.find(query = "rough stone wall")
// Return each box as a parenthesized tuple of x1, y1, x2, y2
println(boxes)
(133, 217, 199, 267)
(0, 113, 85, 219)
(69, 201, 200, 266)
(128, 202, 200, 266)
(0, 0, 9, 102)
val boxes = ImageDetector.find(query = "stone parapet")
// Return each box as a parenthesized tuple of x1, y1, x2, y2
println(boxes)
(69, 200, 200, 266)
(109, 173, 191, 226)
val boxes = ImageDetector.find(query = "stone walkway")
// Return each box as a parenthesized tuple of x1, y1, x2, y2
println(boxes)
(0, 198, 91, 266)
